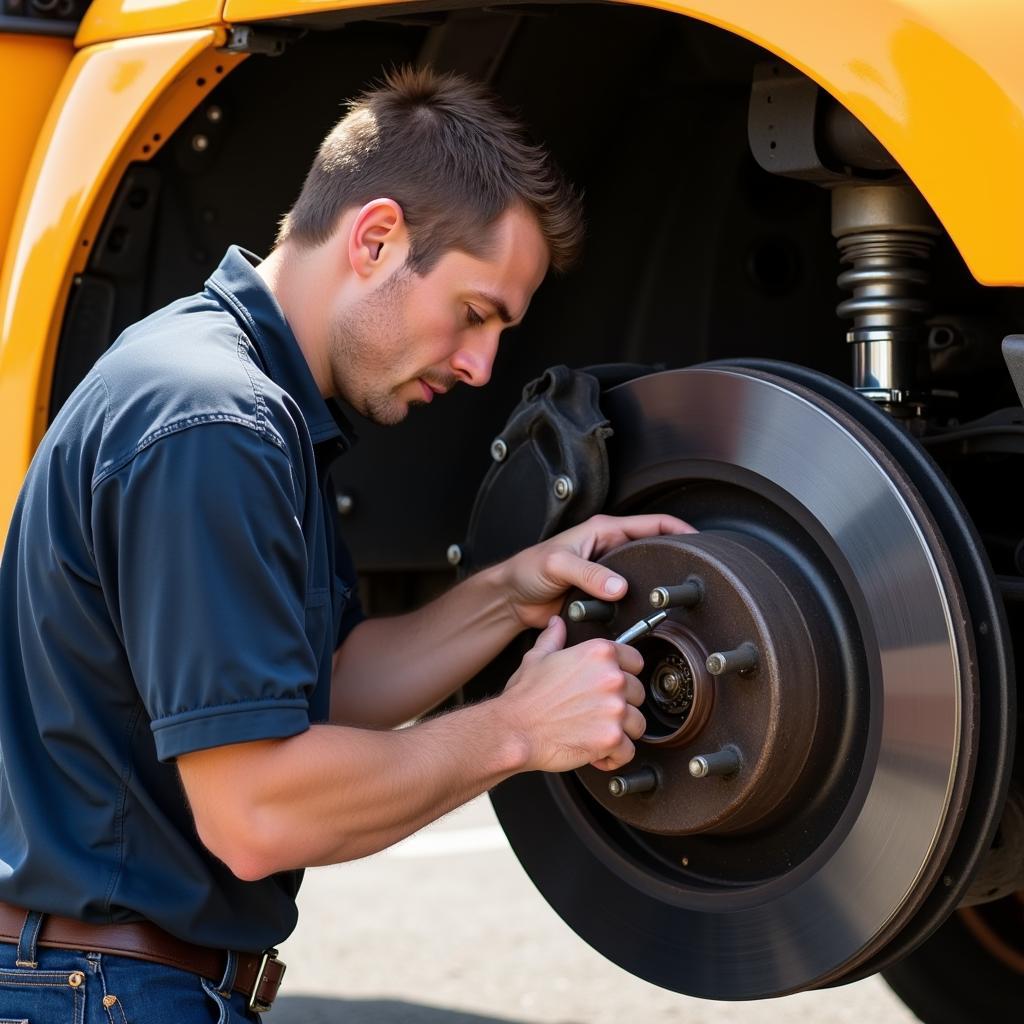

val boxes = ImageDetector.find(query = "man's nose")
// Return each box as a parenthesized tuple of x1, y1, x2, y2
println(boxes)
(451, 331, 499, 387)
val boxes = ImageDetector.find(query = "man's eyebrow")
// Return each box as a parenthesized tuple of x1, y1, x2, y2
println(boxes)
(472, 291, 518, 325)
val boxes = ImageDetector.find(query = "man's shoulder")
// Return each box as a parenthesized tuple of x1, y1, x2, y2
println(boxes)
(82, 293, 306, 479)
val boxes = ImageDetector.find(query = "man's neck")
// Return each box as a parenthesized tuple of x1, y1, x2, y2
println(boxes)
(256, 245, 333, 398)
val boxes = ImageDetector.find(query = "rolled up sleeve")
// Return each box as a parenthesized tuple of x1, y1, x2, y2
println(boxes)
(92, 423, 317, 761)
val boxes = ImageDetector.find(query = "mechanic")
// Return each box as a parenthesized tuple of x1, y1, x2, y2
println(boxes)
(0, 67, 691, 1021)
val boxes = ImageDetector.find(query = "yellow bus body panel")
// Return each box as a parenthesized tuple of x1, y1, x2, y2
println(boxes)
(0, 35, 74, 267)
(0, 29, 244, 540)
(76, 0, 225, 46)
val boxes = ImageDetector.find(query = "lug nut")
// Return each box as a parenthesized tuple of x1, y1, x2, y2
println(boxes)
(706, 643, 758, 676)
(553, 475, 574, 501)
(650, 579, 703, 610)
(567, 599, 615, 623)
(490, 438, 508, 462)
(689, 747, 741, 778)
(608, 766, 658, 797)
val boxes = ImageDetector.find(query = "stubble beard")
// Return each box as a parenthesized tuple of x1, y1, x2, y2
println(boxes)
(327, 268, 417, 427)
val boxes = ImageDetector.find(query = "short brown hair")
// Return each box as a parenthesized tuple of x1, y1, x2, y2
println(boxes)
(276, 66, 583, 273)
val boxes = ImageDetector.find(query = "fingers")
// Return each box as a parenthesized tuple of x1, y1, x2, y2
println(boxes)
(601, 513, 697, 540)
(623, 673, 646, 708)
(613, 642, 644, 677)
(583, 513, 698, 559)
(593, 708, 645, 769)
(568, 638, 644, 676)
(547, 549, 628, 602)
(623, 704, 646, 741)
(552, 515, 697, 603)
(591, 734, 637, 772)
(521, 615, 566, 664)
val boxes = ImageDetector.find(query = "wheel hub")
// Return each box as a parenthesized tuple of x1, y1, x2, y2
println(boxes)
(573, 531, 833, 836)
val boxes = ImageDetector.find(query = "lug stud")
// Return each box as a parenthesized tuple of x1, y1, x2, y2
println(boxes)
(689, 747, 741, 778)
(649, 579, 703, 610)
(567, 599, 616, 623)
(608, 766, 658, 797)
(706, 642, 758, 676)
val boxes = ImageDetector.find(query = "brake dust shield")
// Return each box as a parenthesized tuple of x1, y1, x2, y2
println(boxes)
(489, 366, 981, 999)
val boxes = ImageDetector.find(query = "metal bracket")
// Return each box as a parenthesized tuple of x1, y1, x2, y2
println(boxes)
(222, 25, 303, 57)
(748, 63, 846, 183)
(748, 61, 897, 183)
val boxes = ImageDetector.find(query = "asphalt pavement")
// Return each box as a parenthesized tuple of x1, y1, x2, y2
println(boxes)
(274, 797, 921, 1024)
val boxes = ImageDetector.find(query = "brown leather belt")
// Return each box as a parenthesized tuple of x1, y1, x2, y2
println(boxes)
(0, 902, 285, 1012)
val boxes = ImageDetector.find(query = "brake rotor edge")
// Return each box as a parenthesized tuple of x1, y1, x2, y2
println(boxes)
(713, 358, 1015, 983)
(490, 364, 978, 998)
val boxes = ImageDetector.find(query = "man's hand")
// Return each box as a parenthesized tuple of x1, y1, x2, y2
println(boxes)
(330, 513, 694, 732)
(501, 513, 696, 630)
(497, 616, 647, 772)
(180, 615, 647, 879)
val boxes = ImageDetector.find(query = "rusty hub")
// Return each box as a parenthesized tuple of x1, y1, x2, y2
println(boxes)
(568, 532, 833, 835)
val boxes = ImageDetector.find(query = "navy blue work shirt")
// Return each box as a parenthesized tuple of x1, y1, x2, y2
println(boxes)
(0, 246, 364, 952)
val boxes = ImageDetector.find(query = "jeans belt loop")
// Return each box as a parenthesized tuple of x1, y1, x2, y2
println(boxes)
(217, 949, 238, 997)
(16, 911, 44, 969)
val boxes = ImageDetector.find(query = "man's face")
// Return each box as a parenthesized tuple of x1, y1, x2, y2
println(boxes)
(326, 206, 550, 425)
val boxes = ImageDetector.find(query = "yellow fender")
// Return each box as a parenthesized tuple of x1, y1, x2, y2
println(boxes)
(0, 29, 244, 534)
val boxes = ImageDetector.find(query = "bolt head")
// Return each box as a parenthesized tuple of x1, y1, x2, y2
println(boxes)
(706, 653, 726, 675)
(191, 134, 210, 152)
(490, 438, 508, 462)
(446, 544, 462, 567)
(689, 757, 708, 778)
(206, 105, 223, 123)
(567, 601, 586, 622)
(553, 475, 574, 501)
(608, 777, 625, 797)
(650, 587, 668, 609)
(655, 671, 682, 698)
(335, 494, 354, 516)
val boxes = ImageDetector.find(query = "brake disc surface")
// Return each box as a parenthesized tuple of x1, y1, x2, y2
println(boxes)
(490, 366, 979, 998)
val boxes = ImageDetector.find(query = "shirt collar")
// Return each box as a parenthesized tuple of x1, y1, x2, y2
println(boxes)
(205, 245, 356, 450)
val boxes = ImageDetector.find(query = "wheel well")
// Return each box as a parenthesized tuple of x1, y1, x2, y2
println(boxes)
(51, 3, 1021, 584)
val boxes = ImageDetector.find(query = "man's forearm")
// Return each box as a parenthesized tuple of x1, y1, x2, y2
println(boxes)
(330, 562, 523, 728)
(180, 699, 528, 880)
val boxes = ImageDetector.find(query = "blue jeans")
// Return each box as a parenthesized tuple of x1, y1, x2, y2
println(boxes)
(0, 914, 260, 1023)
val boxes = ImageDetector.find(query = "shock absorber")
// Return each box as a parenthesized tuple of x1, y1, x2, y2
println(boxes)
(831, 184, 942, 408)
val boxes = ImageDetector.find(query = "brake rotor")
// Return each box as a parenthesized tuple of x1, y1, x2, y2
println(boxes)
(489, 364, 988, 998)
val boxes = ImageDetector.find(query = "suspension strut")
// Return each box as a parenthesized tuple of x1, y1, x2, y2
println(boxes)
(831, 184, 942, 410)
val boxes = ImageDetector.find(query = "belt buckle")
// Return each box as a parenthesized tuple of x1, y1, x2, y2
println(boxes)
(248, 947, 286, 1013)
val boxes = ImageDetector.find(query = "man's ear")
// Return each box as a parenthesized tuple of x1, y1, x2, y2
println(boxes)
(348, 199, 409, 279)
